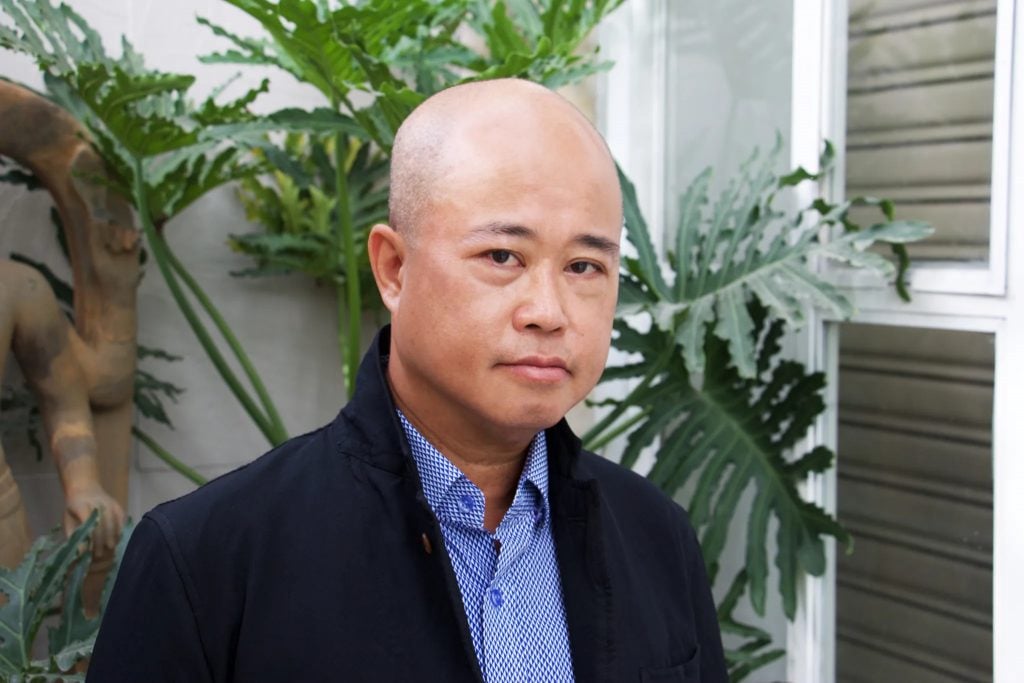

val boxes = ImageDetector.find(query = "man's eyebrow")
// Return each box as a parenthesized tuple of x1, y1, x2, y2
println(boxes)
(468, 222, 535, 239)
(468, 221, 620, 255)
(575, 233, 620, 256)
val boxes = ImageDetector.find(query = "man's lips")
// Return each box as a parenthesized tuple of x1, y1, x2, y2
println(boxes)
(499, 356, 570, 383)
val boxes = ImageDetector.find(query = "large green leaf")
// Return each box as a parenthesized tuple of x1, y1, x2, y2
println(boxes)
(588, 301, 850, 620)
(619, 141, 934, 379)
(46, 519, 135, 666)
(206, 0, 458, 102)
(0, 514, 97, 673)
(201, 107, 366, 144)
(232, 132, 388, 298)
(201, 0, 626, 148)
(0, 0, 107, 73)
(2, 0, 270, 225)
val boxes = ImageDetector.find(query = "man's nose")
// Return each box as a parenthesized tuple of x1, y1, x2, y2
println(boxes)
(512, 269, 568, 333)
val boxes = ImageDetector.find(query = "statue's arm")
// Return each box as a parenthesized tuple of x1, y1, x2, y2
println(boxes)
(8, 262, 126, 553)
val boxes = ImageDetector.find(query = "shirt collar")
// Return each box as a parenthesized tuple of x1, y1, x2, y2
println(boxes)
(396, 409, 551, 523)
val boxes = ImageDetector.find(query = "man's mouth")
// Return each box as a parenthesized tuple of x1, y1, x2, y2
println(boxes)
(499, 356, 571, 383)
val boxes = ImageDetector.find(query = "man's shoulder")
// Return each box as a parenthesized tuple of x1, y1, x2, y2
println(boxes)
(146, 421, 338, 540)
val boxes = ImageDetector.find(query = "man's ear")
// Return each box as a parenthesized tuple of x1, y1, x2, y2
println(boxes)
(367, 224, 405, 314)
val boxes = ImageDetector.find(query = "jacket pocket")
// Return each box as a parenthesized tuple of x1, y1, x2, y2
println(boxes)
(639, 645, 701, 683)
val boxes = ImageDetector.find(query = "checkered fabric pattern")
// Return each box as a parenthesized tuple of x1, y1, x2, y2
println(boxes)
(398, 411, 576, 683)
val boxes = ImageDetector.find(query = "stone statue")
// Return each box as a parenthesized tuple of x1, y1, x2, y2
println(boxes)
(0, 80, 139, 612)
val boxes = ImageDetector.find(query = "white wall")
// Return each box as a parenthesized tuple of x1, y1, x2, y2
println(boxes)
(0, 0, 346, 528)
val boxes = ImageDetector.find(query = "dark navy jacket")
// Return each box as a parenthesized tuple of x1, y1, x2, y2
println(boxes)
(88, 328, 727, 682)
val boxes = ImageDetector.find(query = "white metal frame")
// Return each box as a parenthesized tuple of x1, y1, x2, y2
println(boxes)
(786, 2, 842, 680)
(600, 0, 1024, 679)
(824, 0, 1016, 297)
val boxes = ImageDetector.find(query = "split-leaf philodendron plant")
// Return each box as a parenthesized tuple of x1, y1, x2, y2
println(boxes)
(0, 512, 134, 682)
(582, 142, 932, 679)
(0, 2, 933, 680)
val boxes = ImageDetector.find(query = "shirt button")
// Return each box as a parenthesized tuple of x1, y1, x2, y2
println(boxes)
(533, 506, 544, 525)
(489, 587, 504, 608)
(459, 494, 475, 513)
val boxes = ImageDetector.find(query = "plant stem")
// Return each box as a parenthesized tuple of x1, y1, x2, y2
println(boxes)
(132, 427, 207, 486)
(333, 129, 360, 397)
(584, 407, 651, 453)
(162, 245, 287, 442)
(131, 159, 282, 446)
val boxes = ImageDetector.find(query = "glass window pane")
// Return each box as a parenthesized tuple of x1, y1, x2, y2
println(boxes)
(836, 323, 993, 682)
(845, 0, 997, 262)
(665, 1, 793, 228)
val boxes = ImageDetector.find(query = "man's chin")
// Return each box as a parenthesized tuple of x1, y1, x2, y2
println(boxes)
(492, 402, 572, 435)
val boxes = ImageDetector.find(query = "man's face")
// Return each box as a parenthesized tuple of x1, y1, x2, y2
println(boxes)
(389, 116, 622, 442)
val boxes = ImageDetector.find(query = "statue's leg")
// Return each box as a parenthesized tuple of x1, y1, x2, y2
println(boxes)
(91, 400, 132, 508)
(0, 455, 32, 569)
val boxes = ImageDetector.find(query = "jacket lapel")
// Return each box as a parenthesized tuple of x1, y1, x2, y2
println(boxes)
(405, 473, 487, 683)
(549, 426, 614, 683)
(340, 327, 485, 682)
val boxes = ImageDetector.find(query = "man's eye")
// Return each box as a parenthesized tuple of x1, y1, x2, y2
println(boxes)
(489, 250, 515, 265)
(568, 261, 601, 275)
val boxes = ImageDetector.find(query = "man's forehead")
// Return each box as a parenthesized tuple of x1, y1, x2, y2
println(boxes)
(390, 79, 621, 238)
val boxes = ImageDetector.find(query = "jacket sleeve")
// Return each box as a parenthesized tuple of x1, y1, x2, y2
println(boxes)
(678, 507, 729, 683)
(87, 514, 214, 683)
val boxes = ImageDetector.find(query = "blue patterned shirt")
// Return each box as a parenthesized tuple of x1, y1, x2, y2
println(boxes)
(398, 411, 575, 682)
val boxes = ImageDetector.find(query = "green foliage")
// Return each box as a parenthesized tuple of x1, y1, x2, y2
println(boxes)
(231, 132, 388, 307)
(588, 143, 931, 679)
(717, 571, 785, 682)
(198, 0, 625, 396)
(0, 511, 134, 681)
(595, 302, 849, 620)
(464, 0, 621, 89)
(134, 346, 185, 429)
(1, 0, 289, 446)
(200, 0, 624, 148)
(0, 0, 265, 224)
(617, 139, 933, 380)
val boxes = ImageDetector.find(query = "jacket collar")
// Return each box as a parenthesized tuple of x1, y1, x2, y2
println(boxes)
(335, 325, 585, 478)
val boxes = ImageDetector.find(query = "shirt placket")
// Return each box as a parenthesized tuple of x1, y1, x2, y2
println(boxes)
(481, 486, 544, 683)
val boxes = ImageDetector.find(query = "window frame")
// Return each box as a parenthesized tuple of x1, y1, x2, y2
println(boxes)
(600, 0, 1024, 679)
(823, 0, 1015, 297)
(791, 0, 1024, 681)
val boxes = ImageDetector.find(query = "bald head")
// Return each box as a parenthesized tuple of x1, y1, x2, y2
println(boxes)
(388, 78, 619, 241)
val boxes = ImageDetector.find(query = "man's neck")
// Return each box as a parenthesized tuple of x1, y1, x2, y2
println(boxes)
(390, 382, 531, 533)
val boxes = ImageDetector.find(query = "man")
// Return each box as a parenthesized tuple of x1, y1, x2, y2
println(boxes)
(89, 79, 727, 682)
